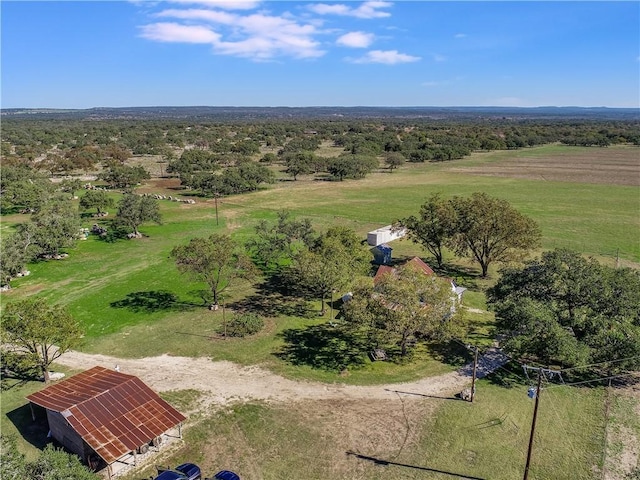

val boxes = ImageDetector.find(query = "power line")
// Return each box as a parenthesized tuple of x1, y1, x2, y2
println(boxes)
(554, 355, 640, 373)
(545, 371, 638, 389)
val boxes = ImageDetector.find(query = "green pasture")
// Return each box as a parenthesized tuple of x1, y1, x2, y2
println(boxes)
(1, 144, 637, 479)
(2, 145, 638, 374)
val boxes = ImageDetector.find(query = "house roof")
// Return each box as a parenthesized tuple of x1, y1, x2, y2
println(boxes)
(373, 256, 435, 284)
(27, 366, 186, 465)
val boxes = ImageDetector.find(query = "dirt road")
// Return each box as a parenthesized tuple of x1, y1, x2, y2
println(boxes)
(55, 350, 477, 411)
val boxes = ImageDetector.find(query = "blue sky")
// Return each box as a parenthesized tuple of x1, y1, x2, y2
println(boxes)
(2, 1, 639, 108)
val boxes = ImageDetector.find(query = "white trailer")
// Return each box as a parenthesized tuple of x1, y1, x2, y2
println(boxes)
(367, 225, 406, 246)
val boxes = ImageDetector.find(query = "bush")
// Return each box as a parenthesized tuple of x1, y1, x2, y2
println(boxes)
(222, 313, 264, 337)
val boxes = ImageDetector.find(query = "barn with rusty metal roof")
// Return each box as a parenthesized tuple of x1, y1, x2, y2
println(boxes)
(26, 366, 186, 478)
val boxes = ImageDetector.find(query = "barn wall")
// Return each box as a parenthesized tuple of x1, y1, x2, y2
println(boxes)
(46, 410, 88, 460)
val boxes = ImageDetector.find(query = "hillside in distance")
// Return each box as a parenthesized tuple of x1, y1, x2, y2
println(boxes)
(2, 106, 638, 121)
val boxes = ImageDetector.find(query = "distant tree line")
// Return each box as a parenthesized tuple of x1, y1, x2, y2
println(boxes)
(2, 117, 638, 174)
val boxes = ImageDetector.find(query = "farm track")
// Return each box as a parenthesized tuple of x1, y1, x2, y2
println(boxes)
(54, 349, 507, 413)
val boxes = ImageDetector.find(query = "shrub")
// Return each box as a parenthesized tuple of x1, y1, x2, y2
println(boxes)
(222, 313, 264, 337)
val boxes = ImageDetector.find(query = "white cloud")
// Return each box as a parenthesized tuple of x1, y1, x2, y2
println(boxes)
(139, 22, 220, 43)
(308, 1, 392, 19)
(156, 8, 236, 23)
(142, 7, 324, 60)
(307, 3, 351, 16)
(352, 49, 420, 64)
(336, 31, 374, 48)
(167, 0, 261, 10)
(432, 54, 446, 62)
(139, 1, 403, 62)
(422, 81, 440, 87)
(454, 33, 467, 39)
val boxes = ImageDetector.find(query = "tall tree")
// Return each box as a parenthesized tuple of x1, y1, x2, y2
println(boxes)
(343, 262, 459, 356)
(0, 232, 31, 288)
(286, 227, 370, 313)
(396, 193, 457, 269)
(245, 210, 314, 270)
(30, 197, 81, 257)
(115, 194, 161, 237)
(79, 190, 115, 216)
(384, 152, 405, 172)
(1, 298, 83, 383)
(171, 233, 258, 306)
(488, 249, 640, 370)
(283, 152, 314, 180)
(449, 192, 541, 277)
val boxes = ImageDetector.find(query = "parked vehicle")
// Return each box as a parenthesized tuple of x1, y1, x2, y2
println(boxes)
(213, 471, 240, 480)
(155, 463, 201, 480)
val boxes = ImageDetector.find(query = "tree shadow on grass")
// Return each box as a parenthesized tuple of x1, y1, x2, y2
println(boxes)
(346, 451, 486, 479)
(483, 360, 529, 389)
(109, 290, 199, 313)
(228, 275, 316, 319)
(426, 340, 472, 368)
(434, 264, 482, 289)
(275, 323, 369, 371)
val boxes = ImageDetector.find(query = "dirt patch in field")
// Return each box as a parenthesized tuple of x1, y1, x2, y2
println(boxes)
(447, 148, 640, 186)
(282, 398, 438, 475)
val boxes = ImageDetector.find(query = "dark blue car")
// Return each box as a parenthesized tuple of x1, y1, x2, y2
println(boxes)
(155, 463, 201, 480)
(213, 471, 240, 480)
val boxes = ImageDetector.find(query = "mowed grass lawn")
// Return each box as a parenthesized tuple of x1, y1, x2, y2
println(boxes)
(1, 144, 637, 479)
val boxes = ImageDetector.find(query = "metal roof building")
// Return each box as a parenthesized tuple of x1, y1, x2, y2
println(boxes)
(27, 366, 186, 477)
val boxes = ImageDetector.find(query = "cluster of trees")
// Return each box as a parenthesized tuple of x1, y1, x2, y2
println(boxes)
(343, 262, 465, 357)
(0, 182, 161, 288)
(170, 211, 462, 358)
(4, 116, 638, 180)
(98, 163, 150, 189)
(397, 192, 541, 276)
(171, 216, 371, 314)
(1, 434, 97, 480)
(488, 249, 640, 371)
(167, 152, 275, 196)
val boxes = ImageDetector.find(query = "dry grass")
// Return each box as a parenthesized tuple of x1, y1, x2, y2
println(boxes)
(446, 146, 640, 186)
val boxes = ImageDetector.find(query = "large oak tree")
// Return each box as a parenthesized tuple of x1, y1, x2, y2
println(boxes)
(343, 262, 462, 356)
(171, 233, 257, 306)
(488, 249, 640, 370)
(115, 193, 161, 237)
(449, 192, 541, 277)
(396, 193, 457, 269)
(1, 298, 83, 382)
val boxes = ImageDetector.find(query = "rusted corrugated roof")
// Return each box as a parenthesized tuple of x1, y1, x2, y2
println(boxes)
(373, 257, 436, 285)
(27, 366, 186, 464)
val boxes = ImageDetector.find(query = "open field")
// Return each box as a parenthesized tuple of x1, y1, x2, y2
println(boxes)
(446, 145, 640, 186)
(2, 144, 638, 479)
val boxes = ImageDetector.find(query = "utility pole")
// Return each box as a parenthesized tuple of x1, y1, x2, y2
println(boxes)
(470, 346, 479, 402)
(329, 289, 333, 320)
(524, 368, 543, 480)
(214, 193, 219, 226)
(222, 299, 227, 339)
